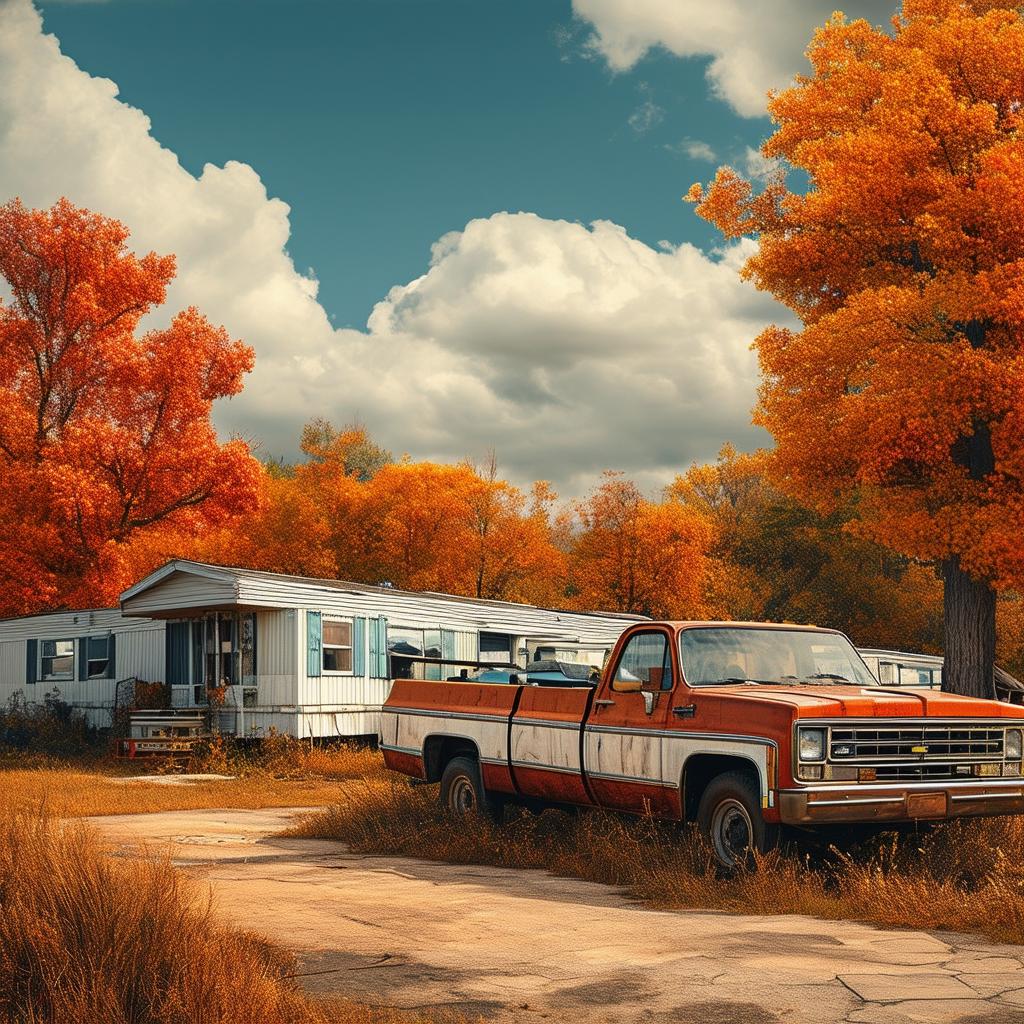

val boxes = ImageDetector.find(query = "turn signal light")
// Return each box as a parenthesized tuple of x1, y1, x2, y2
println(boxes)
(1004, 762, 1022, 777)
(858, 767, 877, 782)
(974, 763, 1002, 777)
(798, 764, 823, 780)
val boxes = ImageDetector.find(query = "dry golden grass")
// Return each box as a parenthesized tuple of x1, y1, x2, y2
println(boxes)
(0, 810, 467, 1024)
(291, 779, 1024, 945)
(0, 742, 387, 819)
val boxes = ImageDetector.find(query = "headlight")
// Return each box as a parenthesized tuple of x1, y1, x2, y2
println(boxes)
(1006, 729, 1022, 761)
(799, 727, 826, 762)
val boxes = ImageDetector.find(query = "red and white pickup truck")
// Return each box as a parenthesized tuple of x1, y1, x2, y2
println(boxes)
(381, 621, 1024, 867)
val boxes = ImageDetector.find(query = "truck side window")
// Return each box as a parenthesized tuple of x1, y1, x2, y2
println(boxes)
(613, 632, 673, 691)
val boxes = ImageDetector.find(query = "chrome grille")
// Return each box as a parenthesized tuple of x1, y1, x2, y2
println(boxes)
(873, 763, 974, 782)
(830, 725, 1004, 761)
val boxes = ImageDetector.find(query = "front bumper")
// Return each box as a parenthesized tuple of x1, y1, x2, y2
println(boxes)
(778, 779, 1024, 824)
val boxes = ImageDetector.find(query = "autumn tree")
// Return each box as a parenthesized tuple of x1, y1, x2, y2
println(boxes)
(669, 446, 943, 651)
(0, 198, 262, 614)
(215, 422, 566, 605)
(299, 417, 392, 481)
(569, 472, 713, 619)
(690, 2, 1024, 695)
(464, 452, 566, 605)
(196, 472, 338, 580)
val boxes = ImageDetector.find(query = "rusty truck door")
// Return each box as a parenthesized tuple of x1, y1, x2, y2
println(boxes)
(509, 684, 593, 805)
(583, 626, 677, 814)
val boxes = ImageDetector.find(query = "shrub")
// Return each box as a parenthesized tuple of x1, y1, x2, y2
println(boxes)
(0, 811, 461, 1024)
(0, 690, 100, 757)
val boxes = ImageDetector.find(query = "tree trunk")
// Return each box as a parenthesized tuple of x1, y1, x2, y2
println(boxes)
(941, 555, 996, 699)
(941, 318, 997, 699)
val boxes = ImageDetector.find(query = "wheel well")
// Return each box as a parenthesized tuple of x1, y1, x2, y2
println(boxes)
(681, 754, 760, 822)
(423, 735, 480, 783)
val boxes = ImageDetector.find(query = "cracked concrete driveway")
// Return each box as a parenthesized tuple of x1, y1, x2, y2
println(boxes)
(92, 808, 1024, 1023)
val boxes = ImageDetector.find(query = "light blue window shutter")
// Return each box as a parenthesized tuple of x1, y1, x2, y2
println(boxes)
(378, 616, 390, 677)
(353, 617, 366, 676)
(307, 611, 322, 678)
(78, 638, 88, 681)
(369, 616, 389, 678)
(367, 618, 379, 677)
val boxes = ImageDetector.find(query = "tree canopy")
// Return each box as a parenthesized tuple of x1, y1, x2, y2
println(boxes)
(0, 198, 262, 613)
(689, 0, 1024, 694)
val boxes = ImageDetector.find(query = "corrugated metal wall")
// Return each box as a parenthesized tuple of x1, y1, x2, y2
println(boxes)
(1, 561, 642, 740)
(256, 608, 298, 706)
(0, 610, 165, 728)
(122, 571, 236, 616)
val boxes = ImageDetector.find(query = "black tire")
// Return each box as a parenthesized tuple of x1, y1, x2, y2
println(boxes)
(439, 755, 505, 823)
(696, 770, 779, 871)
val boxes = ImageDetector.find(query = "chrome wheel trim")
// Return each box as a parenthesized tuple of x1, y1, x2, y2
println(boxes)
(710, 797, 753, 867)
(448, 774, 477, 814)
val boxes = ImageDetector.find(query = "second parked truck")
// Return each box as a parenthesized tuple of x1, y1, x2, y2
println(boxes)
(381, 621, 1024, 868)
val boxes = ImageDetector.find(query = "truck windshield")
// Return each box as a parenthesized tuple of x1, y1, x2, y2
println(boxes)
(678, 627, 877, 687)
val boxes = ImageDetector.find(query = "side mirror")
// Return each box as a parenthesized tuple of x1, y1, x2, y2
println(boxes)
(612, 678, 642, 693)
(508, 673, 520, 685)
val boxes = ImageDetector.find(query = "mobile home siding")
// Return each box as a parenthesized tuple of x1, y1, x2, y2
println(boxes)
(1, 560, 642, 741)
(121, 570, 237, 616)
(255, 609, 298, 707)
(0, 610, 164, 728)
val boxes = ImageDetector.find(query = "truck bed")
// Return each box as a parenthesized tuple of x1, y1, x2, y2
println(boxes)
(381, 678, 594, 803)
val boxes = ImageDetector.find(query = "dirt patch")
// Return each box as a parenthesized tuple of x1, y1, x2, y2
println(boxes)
(88, 807, 1024, 1024)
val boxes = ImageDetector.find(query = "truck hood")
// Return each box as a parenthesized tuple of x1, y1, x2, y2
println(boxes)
(713, 684, 1024, 719)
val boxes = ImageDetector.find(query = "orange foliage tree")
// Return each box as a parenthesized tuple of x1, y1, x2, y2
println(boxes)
(569, 472, 713, 619)
(690, 1, 1024, 695)
(201, 423, 566, 606)
(0, 199, 262, 615)
(669, 446, 943, 650)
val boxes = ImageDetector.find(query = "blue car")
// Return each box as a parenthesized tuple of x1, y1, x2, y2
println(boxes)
(452, 660, 598, 687)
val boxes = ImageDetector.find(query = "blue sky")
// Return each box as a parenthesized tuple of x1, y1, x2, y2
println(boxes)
(35, 0, 763, 330)
(4, 0, 889, 494)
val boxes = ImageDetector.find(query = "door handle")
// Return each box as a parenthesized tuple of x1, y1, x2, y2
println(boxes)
(593, 698, 615, 707)
(672, 704, 697, 719)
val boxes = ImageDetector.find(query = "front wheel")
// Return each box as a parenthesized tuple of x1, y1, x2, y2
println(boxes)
(439, 756, 504, 823)
(697, 770, 778, 871)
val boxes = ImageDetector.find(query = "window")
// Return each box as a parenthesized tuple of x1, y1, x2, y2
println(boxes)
(424, 629, 442, 680)
(613, 632, 673, 691)
(678, 627, 876, 687)
(323, 619, 353, 673)
(480, 632, 513, 662)
(388, 627, 424, 679)
(40, 639, 75, 681)
(86, 636, 112, 679)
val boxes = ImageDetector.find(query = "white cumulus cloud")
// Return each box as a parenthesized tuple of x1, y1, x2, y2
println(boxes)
(0, 0, 786, 496)
(667, 138, 717, 162)
(572, 0, 896, 117)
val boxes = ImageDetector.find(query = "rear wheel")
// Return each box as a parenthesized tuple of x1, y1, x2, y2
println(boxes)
(440, 755, 504, 823)
(697, 770, 778, 871)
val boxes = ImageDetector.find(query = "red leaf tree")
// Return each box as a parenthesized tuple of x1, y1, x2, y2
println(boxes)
(0, 198, 262, 614)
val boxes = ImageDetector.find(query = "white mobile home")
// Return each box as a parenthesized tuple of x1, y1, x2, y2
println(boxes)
(0, 560, 644, 738)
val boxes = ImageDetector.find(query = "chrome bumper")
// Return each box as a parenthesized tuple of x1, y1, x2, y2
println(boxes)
(778, 779, 1024, 824)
